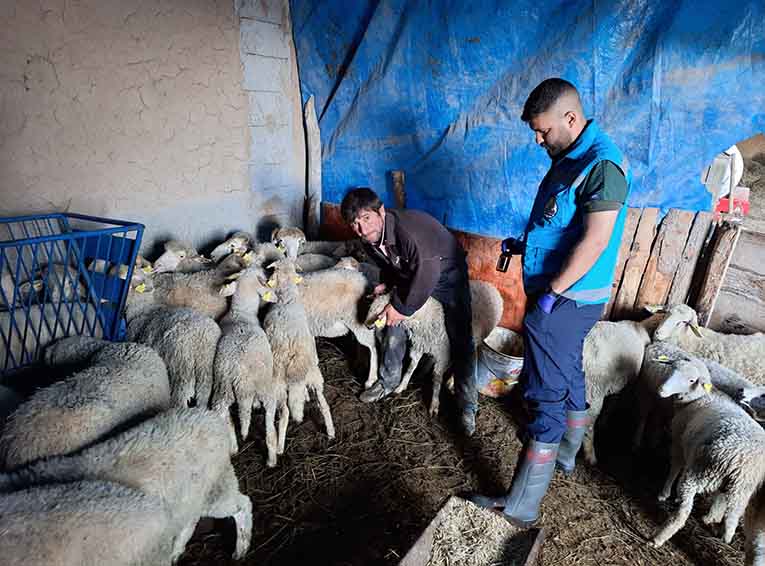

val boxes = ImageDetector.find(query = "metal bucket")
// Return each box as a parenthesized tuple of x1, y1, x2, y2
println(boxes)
(475, 327, 525, 398)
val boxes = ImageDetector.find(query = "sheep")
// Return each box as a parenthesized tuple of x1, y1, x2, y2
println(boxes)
(271, 226, 362, 259)
(364, 280, 503, 416)
(213, 267, 288, 466)
(0, 480, 177, 566)
(0, 408, 252, 561)
(295, 253, 338, 272)
(334, 256, 382, 292)
(210, 231, 253, 262)
(127, 306, 221, 409)
(298, 265, 378, 387)
(125, 263, 232, 322)
(152, 240, 213, 274)
(649, 358, 765, 548)
(634, 341, 765, 450)
(264, 259, 335, 438)
(579, 319, 651, 465)
(653, 303, 765, 385)
(0, 338, 170, 470)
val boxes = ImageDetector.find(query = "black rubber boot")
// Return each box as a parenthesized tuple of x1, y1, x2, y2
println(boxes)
(556, 409, 588, 476)
(470, 439, 559, 527)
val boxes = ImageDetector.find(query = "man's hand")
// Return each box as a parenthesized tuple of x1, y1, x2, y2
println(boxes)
(372, 283, 387, 296)
(382, 303, 407, 327)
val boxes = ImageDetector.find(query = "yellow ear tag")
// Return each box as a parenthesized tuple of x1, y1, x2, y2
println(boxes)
(277, 244, 286, 252)
(267, 279, 276, 288)
(657, 355, 670, 362)
(242, 251, 255, 265)
(263, 291, 273, 302)
(135, 283, 147, 293)
(374, 318, 385, 329)
(703, 383, 712, 393)
(294, 276, 303, 284)
(142, 266, 153, 274)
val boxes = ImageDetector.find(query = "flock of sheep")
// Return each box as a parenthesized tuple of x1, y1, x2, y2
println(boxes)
(0, 226, 764, 565)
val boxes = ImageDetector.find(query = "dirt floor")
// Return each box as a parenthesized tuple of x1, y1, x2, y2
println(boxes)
(179, 338, 748, 566)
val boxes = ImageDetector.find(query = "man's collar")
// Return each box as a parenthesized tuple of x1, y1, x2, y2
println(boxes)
(374, 210, 397, 248)
(554, 119, 597, 162)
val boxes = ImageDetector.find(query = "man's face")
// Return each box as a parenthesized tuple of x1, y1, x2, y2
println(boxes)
(350, 205, 385, 244)
(528, 109, 576, 158)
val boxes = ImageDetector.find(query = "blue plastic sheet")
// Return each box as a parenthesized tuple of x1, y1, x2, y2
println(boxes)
(291, 0, 765, 237)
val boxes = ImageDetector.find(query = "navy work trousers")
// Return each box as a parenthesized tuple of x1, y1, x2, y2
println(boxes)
(521, 296, 602, 443)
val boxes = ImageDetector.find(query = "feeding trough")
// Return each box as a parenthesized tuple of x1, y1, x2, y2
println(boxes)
(398, 496, 544, 566)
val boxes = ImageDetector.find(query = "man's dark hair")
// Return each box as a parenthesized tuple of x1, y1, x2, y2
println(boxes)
(340, 187, 383, 224)
(521, 78, 579, 122)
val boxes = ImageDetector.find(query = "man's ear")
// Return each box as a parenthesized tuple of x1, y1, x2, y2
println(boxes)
(565, 110, 577, 128)
(379, 203, 386, 216)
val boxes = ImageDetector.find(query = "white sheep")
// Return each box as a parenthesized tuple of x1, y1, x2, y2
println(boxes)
(635, 341, 765, 450)
(152, 240, 213, 274)
(264, 259, 335, 438)
(125, 264, 232, 322)
(298, 265, 378, 387)
(295, 253, 338, 272)
(213, 267, 288, 467)
(579, 319, 651, 465)
(0, 480, 177, 565)
(649, 358, 765, 548)
(0, 338, 171, 470)
(271, 226, 359, 259)
(210, 231, 253, 262)
(127, 306, 221, 409)
(653, 304, 765, 385)
(0, 408, 252, 561)
(364, 280, 503, 416)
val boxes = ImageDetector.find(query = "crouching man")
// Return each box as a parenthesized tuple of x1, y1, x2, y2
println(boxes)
(340, 188, 478, 435)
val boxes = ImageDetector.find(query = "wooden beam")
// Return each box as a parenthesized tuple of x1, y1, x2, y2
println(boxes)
(635, 209, 695, 309)
(666, 211, 715, 306)
(603, 208, 641, 319)
(610, 207, 659, 320)
(694, 221, 742, 327)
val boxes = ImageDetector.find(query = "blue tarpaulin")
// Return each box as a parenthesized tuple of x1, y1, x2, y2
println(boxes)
(291, 0, 765, 237)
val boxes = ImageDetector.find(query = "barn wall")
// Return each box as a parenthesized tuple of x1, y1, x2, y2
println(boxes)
(0, 0, 305, 253)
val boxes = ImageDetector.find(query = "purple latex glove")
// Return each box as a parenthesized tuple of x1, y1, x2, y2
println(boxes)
(537, 292, 558, 314)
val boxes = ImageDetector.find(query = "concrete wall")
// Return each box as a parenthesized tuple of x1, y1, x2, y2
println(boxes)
(238, 0, 306, 241)
(0, 0, 305, 253)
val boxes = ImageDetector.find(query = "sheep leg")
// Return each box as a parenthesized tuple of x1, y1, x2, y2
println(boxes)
(582, 400, 603, 466)
(195, 371, 213, 410)
(429, 358, 449, 417)
(394, 348, 422, 394)
(204, 467, 253, 560)
(171, 521, 197, 563)
(722, 489, 752, 544)
(702, 492, 728, 525)
(658, 441, 684, 502)
(354, 329, 378, 389)
(308, 368, 335, 439)
(277, 399, 289, 455)
(235, 392, 255, 442)
(263, 400, 278, 467)
(288, 382, 307, 423)
(651, 474, 698, 547)
(745, 506, 765, 566)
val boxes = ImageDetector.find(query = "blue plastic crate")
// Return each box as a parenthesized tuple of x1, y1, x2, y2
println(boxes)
(0, 213, 144, 375)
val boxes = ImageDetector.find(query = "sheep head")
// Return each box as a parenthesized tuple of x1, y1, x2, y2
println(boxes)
(652, 304, 703, 342)
(271, 227, 306, 260)
(657, 358, 712, 402)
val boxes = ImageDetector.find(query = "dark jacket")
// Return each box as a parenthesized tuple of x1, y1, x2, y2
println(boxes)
(363, 209, 467, 316)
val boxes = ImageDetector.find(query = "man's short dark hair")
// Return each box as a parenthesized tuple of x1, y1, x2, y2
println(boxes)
(340, 187, 383, 224)
(521, 78, 578, 122)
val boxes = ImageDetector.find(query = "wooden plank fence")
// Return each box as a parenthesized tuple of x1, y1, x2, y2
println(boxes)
(603, 207, 741, 326)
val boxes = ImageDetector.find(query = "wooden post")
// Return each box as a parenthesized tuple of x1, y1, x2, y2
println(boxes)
(604, 208, 641, 319)
(610, 208, 659, 320)
(634, 209, 695, 310)
(303, 95, 322, 240)
(391, 170, 406, 209)
(694, 221, 742, 327)
(666, 211, 714, 305)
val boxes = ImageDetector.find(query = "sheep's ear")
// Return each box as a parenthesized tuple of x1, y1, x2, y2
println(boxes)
(219, 281, 237, 297)
(644, 304, 668, 314)
(225, 272, 243, 281)
(270, 227, 280, 241)
(242, 251, 255, 266)
(687, 322, 703, 337)
(293, 275, 303, 284)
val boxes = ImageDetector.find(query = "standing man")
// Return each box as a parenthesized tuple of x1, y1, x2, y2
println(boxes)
(340, 188, 478, 435)
(471, 78, 631, 525)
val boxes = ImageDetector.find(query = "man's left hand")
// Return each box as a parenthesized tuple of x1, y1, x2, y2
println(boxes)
(382, 303, 408, 326)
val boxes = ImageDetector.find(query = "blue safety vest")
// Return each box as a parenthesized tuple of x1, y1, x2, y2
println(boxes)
(522, 121, 632, 304)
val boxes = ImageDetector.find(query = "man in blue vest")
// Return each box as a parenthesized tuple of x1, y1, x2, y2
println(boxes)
(471, 78, 631, 526)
